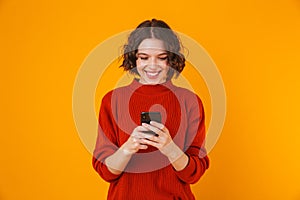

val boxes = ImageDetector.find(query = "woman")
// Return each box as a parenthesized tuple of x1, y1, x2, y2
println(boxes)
(92, 19, 209, 200)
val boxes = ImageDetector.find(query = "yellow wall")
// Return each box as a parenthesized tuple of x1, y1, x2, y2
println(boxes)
(1, 0, 300, 199)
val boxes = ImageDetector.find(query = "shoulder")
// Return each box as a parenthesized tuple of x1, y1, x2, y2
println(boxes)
(173, 85, 195, 95)
(172, 84, 204, 112)
(173, 85, 202, 102)
(101, 85, 131, 103)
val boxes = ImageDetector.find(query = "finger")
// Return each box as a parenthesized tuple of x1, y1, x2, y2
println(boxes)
(135, 125, 150, 132)
(131, 131, 148, 140)
(140, 133, 161, 143)
(142, 123, 163, 136)
(132, 137, 146, 145)
(131, 131, 139, 137)
(128, 141, 148, 151)
(132, 137, 137, 143)
(133, 131, 153, 140)
(132, 141, 139, 147)
(140, 138, 160, 148)
(138, 144, 148, 149)
(138, 132, 157, 140)
(150, 121, 167, 131)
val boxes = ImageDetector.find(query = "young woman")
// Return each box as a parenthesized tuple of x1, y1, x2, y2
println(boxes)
(92, 19, 209, 200)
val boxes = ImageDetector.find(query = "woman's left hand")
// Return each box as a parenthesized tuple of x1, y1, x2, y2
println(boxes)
(140, 121, 175, 156)
(141, 121, 188, 169)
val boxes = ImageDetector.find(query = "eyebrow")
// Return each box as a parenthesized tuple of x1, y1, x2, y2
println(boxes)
(136, 52, 168, 56)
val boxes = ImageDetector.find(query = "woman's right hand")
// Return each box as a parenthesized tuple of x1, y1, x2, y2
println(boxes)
(105, 126, 149, 174)
(120, 126, 149, 156)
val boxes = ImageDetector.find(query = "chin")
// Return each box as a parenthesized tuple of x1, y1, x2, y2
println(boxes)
(146, 79, 165, 84)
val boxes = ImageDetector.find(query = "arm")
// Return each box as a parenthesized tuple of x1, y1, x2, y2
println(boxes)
(104, 125, 149, 175)
(173, 95, 209, 184)
(140, 95, 209, 184)
(104, 147, 133, 175)
(92, 92, 149, 181)
(92, 92, 122, 182)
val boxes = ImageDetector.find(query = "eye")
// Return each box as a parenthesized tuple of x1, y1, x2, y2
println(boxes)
(158, 56, 168, 60)
(139, 56, 148, 60)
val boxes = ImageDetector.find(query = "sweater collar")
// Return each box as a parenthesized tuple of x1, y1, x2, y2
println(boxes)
(129, 79, 176, 95)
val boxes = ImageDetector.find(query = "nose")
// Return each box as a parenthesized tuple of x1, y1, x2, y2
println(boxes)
(148, 58, 159, 68)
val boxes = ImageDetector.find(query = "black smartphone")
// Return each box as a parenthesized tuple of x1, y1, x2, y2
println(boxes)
(140, 112, 161, 136)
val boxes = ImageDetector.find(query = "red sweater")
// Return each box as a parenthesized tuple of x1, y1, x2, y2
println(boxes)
(93, 79, 209, 200)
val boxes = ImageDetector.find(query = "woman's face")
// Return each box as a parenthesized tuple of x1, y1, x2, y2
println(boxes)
(136, 38, 169, 85)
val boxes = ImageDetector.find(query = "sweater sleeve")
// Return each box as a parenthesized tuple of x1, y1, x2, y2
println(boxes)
(92, 92, 122, 182)
(174, 95, 210, 184)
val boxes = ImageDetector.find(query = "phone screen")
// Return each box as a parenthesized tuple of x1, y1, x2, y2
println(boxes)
(140, 112, 161, 124)
(140, 112, 161, 136)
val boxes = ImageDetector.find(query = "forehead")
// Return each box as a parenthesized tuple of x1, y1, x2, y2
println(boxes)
(138, 38, 166, 53)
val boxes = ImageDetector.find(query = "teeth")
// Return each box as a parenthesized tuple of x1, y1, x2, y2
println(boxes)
(148, 72, 158, 76)
(146, 71, 159, 77)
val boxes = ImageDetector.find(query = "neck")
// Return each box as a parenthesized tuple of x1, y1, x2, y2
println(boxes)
(129, 79, 176, 95)
(138, 78, 167, 85)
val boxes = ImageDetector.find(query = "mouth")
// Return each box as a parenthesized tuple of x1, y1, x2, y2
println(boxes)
(144, 70, 161, 79)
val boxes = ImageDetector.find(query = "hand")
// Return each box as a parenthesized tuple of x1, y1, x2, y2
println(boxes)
(140, 121, 174, 156)
(120, 126, 149, 156)
(140, 121, 188, 168)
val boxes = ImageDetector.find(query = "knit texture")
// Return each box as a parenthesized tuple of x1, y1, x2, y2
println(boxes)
(93, 79, 209, 200)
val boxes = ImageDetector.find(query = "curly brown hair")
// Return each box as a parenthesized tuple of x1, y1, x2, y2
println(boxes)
(120, 19, 185, 79)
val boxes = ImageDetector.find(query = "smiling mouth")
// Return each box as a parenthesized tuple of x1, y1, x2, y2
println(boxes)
(144, 70, 161, 78)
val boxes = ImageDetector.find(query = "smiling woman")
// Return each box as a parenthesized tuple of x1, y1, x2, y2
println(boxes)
(136, 38, 169, 84)
(92, 19, 209, 200)
(120, 19, 185, 81)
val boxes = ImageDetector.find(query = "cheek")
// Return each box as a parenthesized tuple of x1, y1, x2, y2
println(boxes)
(136, 59, 140, 67)
(136, 60, 144, 74)
(161, 66, 170, 77)
(161, 60, 169, 68)
(136, 59, 145, 68)
(162, 63, 170, 71)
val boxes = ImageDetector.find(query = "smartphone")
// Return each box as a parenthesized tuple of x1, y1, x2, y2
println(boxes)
(140, 112, 161, 136)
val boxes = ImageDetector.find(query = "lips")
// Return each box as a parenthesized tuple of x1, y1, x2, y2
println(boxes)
(145, 70, 161, 79)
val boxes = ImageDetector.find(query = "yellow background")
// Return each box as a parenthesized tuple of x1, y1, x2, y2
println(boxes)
(1, 0, 300, 199)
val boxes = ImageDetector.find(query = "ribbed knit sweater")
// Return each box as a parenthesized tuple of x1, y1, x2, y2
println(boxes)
(92, 79, 209, 200)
